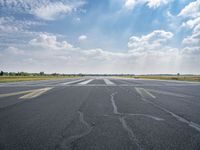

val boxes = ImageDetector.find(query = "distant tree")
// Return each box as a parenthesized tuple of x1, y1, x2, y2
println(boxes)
(40, 72, 45, 76)
(177, 73, 180, 76)
(3, 72, 8, 76)
(78, 73, 84, 77)
(0, 71, 3, 76)
(9, 72, 15, 76)
(19, 72, 29, 76)
(52, 73, 58, 76)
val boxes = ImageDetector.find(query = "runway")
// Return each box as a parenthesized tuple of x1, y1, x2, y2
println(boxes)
(0, 77, 200, 150)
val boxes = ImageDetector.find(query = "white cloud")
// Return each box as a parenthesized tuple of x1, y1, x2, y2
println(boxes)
(0, 0, 85, 20)
(178, 0, 200, 18)
(124, 0, 172, 9)
(29, 33, 73, 49)
(147, 0, 171, 8)
(0, 16, 44, 34)
(128, 30, 173, 52)
(2, 31, 200, 74)
(0, 17, 20, 33)
(182, 17, 200, 29)
(182, 46, 200, 55)
(182, 36, 200, 46)
(178, 1, 200, 47)
(78, 35, 87, 42)
(124, 0, 137, 9)
(32, 2, 73, 20)
(6, 47, 25, 55)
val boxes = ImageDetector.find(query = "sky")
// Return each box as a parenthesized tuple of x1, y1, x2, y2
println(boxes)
(0, 0, 200, 74)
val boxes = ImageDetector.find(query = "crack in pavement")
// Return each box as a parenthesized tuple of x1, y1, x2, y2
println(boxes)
(110, 92, 120, 115)
(60, 111, 93, 150)
(109, 92, 144, 150)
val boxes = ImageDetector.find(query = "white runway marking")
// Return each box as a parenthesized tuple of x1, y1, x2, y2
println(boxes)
(78, 79, 93, 85)
(135, 87, 156, 99)
(135, 87, 200, 133)
(61, 79, 85, 85)
(103, 79, 115, 85)
(146, 89, 192, 98)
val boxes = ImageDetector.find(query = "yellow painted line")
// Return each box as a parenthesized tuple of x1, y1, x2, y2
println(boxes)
(20, 87, 52, 99)
(0, 90, 33, 98)
(0, 87, 53, 99)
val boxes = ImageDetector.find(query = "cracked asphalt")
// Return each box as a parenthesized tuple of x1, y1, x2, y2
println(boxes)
(0, 77, 200, 150)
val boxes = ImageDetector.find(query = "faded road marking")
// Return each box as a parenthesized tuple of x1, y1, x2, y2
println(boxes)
(20, 88, 52, 99)
(104, 79, 115, 85)
(61, 79, 85, 85)
(146, 89, 192, 98)
(78, 79, 93, 85)
(0, 87, 53, 99)
(135, 87, 200, 133)
(135, 87, 156, 99)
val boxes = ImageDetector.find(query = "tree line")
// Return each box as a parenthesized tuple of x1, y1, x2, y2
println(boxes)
(0, 71, 81, 77)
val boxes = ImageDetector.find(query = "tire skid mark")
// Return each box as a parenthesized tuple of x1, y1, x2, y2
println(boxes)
(60, 111, 93, 150)
(110, 92, 143, 150)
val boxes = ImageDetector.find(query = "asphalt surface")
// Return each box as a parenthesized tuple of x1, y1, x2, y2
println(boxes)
(0, 77, 200, 150)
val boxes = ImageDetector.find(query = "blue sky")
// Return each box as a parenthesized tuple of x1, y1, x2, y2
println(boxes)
(0, 0, 200, 74)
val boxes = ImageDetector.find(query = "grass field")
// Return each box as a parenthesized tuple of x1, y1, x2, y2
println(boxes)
(0, 76, 80, 83)
(125, 75, 200, 82)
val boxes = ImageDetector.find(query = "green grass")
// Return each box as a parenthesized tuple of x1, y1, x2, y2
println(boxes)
(123, 75, 200, 82)
(0, 76, 80, 83)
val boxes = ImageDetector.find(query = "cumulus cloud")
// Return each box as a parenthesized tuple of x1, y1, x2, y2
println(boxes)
(182, 46, 200, 55)
(182, 17, 200, 29)
(128, 30, 173, 52)
(1, 1, 200, 74)
(178, 0, 200, 47)
(124, 0, 172, 9)
(182, 31, 200, 46)
(29, 33, 73, 49)
(1, 31, 200, 74)
(178, 0, 200, 18)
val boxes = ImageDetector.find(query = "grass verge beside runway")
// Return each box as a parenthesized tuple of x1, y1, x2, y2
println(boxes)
(123, 75, 200, 82)
(0, 76, 80, 83)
